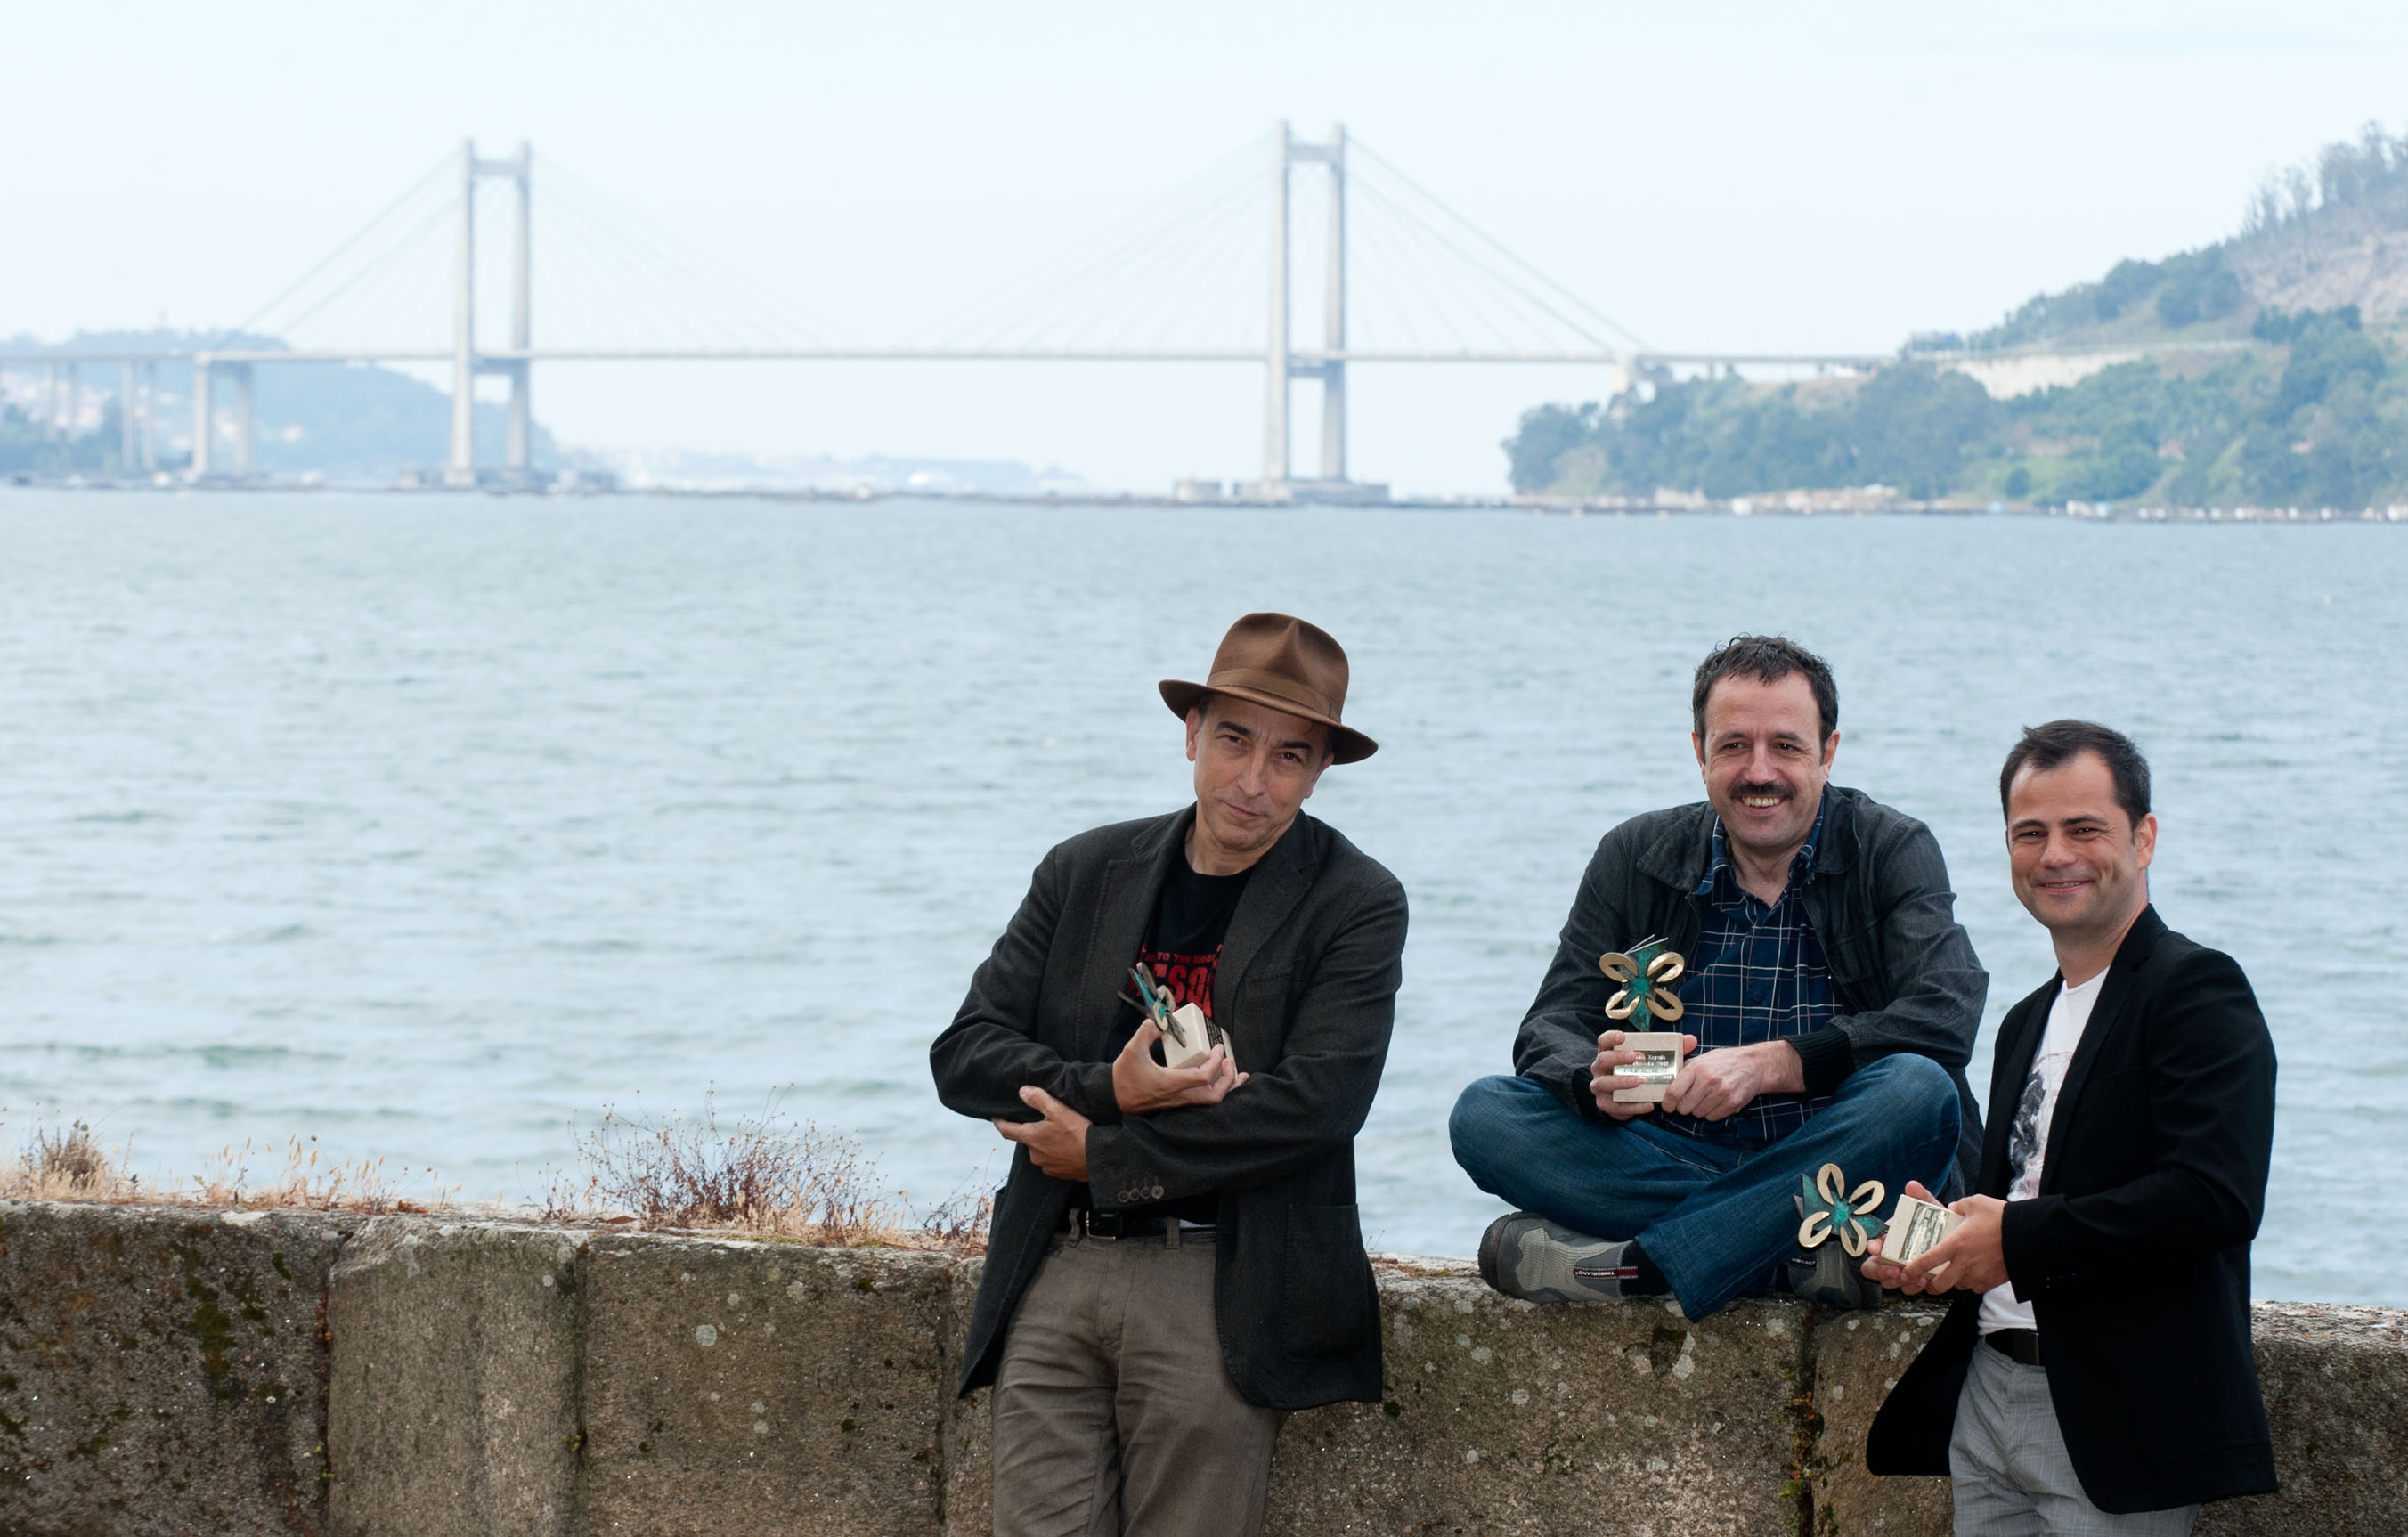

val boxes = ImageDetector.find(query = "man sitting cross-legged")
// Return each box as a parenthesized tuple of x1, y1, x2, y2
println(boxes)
(1451, 635, 1989, 1320)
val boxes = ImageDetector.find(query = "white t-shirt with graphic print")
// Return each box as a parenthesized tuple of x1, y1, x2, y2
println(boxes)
(1978, 966, 2108, 1335)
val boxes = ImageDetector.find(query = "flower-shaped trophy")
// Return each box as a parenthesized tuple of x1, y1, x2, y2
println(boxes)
(1597, 935, 1686, 1103)
(1796, 1161, 1888, 1257)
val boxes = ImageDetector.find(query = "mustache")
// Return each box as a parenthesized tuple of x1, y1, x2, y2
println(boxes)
(1730, 782, 1794, 801)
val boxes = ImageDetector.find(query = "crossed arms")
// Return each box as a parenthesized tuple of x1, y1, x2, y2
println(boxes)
(929, 840, 1409, 1208)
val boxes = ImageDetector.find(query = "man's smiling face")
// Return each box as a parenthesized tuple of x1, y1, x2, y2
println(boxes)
(2005, 749, 2156, 941)
(1693, 672, 1835, 866)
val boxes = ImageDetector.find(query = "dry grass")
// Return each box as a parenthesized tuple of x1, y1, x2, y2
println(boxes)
(0, 1118, 454, 1214)
(4, 1121, 133, 1201)
(540, 1094, 992, 1256)
(4, 1098, 994, 1256)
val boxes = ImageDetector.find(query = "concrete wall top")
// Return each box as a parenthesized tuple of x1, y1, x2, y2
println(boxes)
(4, 1202, 2403, 1537)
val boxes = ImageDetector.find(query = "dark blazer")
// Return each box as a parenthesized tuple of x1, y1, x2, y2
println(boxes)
(1513, 786, 1990, 1189)
(931, 806, 1408, 1411)
(1867, 906, 2278, 1513)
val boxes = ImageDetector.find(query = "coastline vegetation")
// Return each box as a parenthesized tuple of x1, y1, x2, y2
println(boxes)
(1505, 122, 2408, 508)
(0, 400, 123, 477)
(1510, 307, 2401, 507)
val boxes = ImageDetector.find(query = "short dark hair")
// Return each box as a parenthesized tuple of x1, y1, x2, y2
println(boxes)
(1997, 720, 2152, 827)
(1691, 635, 1838, 742)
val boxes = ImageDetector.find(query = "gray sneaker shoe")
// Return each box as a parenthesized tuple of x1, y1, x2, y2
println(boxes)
(1478, 1213, 1641, 1304)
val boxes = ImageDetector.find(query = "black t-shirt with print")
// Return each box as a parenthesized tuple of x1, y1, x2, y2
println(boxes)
(1111, 855, 1252, 1057)
(1075, 853, 1250, 1222)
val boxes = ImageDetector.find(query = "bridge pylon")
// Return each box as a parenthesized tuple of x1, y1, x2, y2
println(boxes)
(1254, 122, 1378, 501)
(448, 139, 534, 485)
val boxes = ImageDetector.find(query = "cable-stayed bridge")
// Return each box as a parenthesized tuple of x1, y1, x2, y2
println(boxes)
(4, 125, 1889, 494)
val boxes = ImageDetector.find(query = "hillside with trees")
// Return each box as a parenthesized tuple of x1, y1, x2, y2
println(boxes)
(1506, 124, 2408, 508)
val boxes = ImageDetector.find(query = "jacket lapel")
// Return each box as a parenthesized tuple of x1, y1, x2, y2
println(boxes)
(2038, 905, 2166, 1196)
(1981, 983, 2057, 1194)
(1210, 813, 1323, 1050)
(1075, 809, 1190, 1061)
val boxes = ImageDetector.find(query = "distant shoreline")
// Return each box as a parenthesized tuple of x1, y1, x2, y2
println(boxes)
(5, 475, 2407, 524)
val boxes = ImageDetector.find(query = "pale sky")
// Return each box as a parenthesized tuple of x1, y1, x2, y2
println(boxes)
(9, 2, 2407, 492)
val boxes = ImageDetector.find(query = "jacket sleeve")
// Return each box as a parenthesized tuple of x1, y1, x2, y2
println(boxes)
(1510, 831, 1639, 1121)
(928, 842, 1124, 1126)
(2001, 949, 2275, 1298)
(1827, 813, 1988, 1079)
(1081, 876, 1407, 1206)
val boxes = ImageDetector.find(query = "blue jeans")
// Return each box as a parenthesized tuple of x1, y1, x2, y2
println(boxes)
(1449, 1054, 1960, 1320)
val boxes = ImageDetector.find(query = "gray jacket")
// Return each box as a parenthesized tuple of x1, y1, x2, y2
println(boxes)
(931, 806, 1408, 1410)
(1515, 785, 1989, 1189)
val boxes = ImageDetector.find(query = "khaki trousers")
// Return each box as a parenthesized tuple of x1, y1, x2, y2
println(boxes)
(992, 1228, 1282, 1537)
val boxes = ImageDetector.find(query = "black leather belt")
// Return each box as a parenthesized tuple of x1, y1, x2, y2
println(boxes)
(1985, 1328, 2043, 1366)
(1062, 1209, 1216, 1240)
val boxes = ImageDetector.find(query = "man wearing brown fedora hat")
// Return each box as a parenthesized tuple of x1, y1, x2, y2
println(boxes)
(931, 612, 1407, 1537)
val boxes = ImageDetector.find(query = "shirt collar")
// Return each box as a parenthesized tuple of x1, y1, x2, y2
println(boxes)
(1696, 792, 1828, 903)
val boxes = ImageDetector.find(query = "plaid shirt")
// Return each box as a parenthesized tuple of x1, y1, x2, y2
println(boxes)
(1659, 798, 1838, 1145)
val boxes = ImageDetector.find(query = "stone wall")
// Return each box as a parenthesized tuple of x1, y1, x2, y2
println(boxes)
(4, 1200, 2403, 1535)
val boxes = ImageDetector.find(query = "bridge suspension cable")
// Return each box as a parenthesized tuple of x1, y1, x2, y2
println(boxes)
(1346, 137, 1651, 354)
(143, 123, 1716, 488)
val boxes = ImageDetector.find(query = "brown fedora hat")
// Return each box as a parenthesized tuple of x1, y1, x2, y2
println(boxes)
(1159, 612, 1378, 764)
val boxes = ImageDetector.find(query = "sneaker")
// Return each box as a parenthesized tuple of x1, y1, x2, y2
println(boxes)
(1478, 1213, 1643, 1304)
(1781, 1240, 1883, 1310)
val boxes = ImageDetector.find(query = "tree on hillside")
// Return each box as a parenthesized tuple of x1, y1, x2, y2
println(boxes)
(2238, 308, 2396, 506)
(2153, 249, 2245, 327)
(1844, 365, 1998, 497)
(1504, 402, 1599, 492)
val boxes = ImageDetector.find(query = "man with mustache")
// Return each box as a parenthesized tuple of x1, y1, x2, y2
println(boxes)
(1451, 635, 1986, 1319)
(1861, 722, 2275, 1532)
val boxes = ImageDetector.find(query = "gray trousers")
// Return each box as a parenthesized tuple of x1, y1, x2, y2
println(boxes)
(992, 1227, 1282, 1537)
(1951, 1338, 2197, 1536)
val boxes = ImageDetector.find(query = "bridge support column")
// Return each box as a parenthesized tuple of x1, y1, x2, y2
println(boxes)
(142, 362, 159, 470)
(232, 364, 255, 476)
(1258, 122, 1350, 496)
(1318, 124, 1346, 483)
(120, 363, 136, 470)
(508, 141, 533, 473)
(191, 359, 214, 476)
(505, 363, 531, 470)
(447, 138, 478, 486)
(1263, 122, 1290, 487)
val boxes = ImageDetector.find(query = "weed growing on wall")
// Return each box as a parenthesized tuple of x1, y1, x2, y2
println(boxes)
(539, 1090, 992, 1254)
(0, 1114, 452, 1212)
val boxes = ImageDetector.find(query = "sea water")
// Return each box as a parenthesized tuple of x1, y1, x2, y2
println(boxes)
(0, 492, 2399, 1304)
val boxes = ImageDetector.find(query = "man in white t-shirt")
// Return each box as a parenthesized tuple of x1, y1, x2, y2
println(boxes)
(1979, 964, 2103, 1335)
(1861, 720, 2277, 1532)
